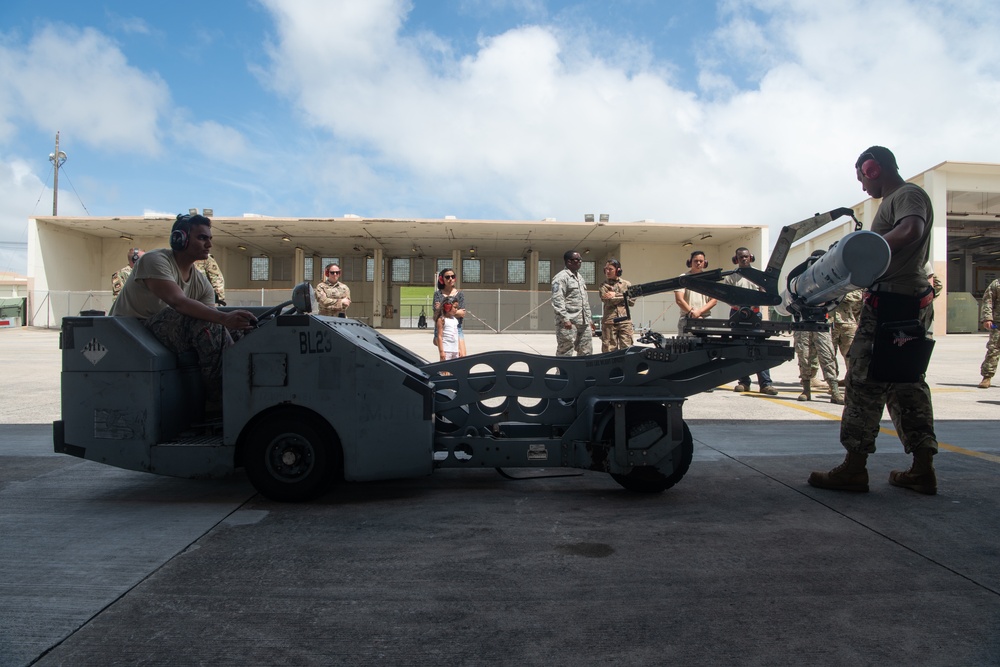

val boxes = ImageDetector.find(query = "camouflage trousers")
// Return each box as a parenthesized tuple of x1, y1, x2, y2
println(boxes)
(831, 322, 857, 375)
(840, 301, 936, 455)
(980, 328, 1000, 378)
(145, 307, 234, 409)
(601, 319, 634, 352)
(794, 330, 837, 383)
(555, 322, 593, 356)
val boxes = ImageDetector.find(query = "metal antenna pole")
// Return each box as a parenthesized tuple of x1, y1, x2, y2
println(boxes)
(49, 132, 67, 215)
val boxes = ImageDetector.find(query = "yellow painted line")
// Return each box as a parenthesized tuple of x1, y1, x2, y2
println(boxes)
(753, 396, 1000, 464)
(755, 395, 842, 420)
(938, 442, 1000, 464)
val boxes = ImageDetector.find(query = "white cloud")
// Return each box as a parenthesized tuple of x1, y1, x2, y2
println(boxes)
(258, 0, 1000, 230)
(171, 118, 253, 166)
(0, 21, 257, 272)
(0, 24, 169, 153)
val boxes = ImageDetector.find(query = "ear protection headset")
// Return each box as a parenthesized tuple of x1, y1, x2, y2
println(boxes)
(607, 259, 622, 277)
(686, 252, 707, 269)
(170, 228, 188, 252)
(731, 250, 755, 265)
(860, 154, 882, 180)
(170, 214, 192, 252)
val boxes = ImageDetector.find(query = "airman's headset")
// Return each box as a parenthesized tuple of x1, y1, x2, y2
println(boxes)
(169, 213, 210, 252)
(859, 154, 881, 180)
(731, 247, 755, 265)
(686, 251, 707, 268)
(856, 146, 898, 181)
(606, 258, 622, 277)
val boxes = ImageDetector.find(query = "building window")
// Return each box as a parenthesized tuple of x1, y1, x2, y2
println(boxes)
(366, 257, 375, 282)
(462, 258, 481, 283)
(250, 257, 269, 281)
(580, 261, 596, 284)
(507, 259, 526, 284)
(538, 260, 551, 284)
(391, 258, 411, 283)
(437, 259, 453, 276)
(304, 257, 314, 282)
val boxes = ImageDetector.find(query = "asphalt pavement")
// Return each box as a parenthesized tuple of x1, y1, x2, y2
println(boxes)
(1, 326, 998, 666)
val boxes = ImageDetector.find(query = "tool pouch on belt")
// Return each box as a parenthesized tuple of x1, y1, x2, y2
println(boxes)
(867, 291, 935, 383)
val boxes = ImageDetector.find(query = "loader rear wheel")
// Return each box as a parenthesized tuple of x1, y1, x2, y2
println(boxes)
(608, 406, 693, 493)
(244, 416, 338, 502)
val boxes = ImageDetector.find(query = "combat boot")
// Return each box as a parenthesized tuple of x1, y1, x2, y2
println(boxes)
(808, 451, 869, 492)
(889, 448, 937, 495)
(760, 385, 779, 396)
(733, 383, 749, 392)
(978, 377, 991, 389)
(828, 381, 845, 405)
(811, 377, 826, 391)
(797, 381, 811, 402)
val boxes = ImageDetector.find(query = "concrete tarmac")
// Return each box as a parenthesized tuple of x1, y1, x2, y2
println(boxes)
(1, 326, 999, 666)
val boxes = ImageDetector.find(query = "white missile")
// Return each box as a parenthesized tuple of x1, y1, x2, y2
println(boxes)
(777, 230, 891, 316)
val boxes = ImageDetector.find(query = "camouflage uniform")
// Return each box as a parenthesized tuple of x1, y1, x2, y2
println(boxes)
(111, 265, 132, 298)
(599, 277, 635, 352)
(979, 279, 1000, 379)
(839, 182, 936, 456)
(145, 307, 233, 411)
(794, 328, 838, 384)
(315, 278, 351, 317)
(841, 297, 935, 454)
(831, 289, 864, 373)
(552, 268, 592, 356)
(194, 255, 226, 304)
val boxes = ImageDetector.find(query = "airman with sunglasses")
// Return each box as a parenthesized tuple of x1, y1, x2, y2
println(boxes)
(316, 263, 352, 317)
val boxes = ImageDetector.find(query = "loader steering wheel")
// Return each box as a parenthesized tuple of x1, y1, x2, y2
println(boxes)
(256, 300, 296, 324)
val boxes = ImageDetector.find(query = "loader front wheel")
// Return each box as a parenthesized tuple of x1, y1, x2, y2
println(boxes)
(244, 416, 338, 502)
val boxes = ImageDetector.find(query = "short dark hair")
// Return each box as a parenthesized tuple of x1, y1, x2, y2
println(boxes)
(172, 213, 211, 237)
(690, 250, 706, 260)
(606, 258, 621, 271)
(855, 146, 898, 172)
(734, 247, 750, 255)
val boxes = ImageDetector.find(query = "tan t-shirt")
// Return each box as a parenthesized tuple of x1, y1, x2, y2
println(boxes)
(871, 183, 933, 294)
(109, 248, 215, 319)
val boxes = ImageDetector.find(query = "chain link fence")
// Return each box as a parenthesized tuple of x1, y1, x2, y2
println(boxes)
(30, 288, 683, 333)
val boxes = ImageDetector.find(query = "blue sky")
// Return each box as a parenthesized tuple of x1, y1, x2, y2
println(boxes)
(2, 0, 1000, 275)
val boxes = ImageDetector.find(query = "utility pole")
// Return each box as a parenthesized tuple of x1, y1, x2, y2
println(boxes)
(49, 131, 67, 215)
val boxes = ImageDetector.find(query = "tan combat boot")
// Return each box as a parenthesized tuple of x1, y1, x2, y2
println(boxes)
(828, 381, 845, 405)
(889, 448, 937, 495)
(978, 377, 991, 389)
(808, 451, 869, 492)
(797, 380, 811, 402)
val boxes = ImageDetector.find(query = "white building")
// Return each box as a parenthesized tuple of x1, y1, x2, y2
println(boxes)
(25, 160, 1000, 334)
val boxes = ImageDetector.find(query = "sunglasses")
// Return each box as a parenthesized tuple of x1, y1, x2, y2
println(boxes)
(443, 275, 456, 280)
(328, 270, 341, 275)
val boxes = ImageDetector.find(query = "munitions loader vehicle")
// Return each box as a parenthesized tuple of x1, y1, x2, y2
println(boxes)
(54, 209, 889, 501)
